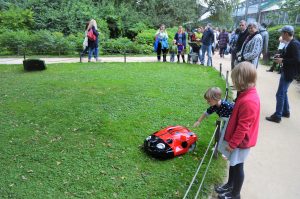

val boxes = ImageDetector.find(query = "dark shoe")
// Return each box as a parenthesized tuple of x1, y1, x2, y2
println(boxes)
(266, 114, 281, 123)
(282, 112, 290, 118)
(215, 184, 233, 194)
(266, 69, 273, 72)
(218, 192, 240, 199)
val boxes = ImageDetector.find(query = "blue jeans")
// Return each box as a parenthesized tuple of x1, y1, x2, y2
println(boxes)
(170, 53, 175, 62)
(88, 47, 99, 60)
(275, 72, 293, 118)
(200, 44, 212, 66)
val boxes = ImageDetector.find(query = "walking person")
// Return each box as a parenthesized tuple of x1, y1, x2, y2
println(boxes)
(80, 21, 90, 59)
(216, 62, 260, 199)
(87, 19, 100, 62)
(218, 29, 229, 58)
(154, 24, 169, 62)
(174, 26, 187, 63)
(231, 20, 249, 69)
(200, 23, 215, 66)
(266, 25, 300, 123)
(236, 22, 263, 68)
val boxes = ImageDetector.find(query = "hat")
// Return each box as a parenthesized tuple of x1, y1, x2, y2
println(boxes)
(279, 25, 294, 34)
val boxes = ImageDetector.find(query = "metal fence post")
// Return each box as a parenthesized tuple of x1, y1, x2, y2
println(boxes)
(124, 50, 127, 63)
(214, 120, 221, 159)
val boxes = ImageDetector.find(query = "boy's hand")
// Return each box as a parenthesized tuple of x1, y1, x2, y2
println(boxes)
(193, 121, 200, 127)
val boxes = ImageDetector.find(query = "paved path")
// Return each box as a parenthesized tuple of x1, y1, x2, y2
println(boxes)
(1, 55, 300, 199)
(210, 54, 300, 199)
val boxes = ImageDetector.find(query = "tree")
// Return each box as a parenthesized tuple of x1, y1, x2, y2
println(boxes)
(281, 0, 300, 24)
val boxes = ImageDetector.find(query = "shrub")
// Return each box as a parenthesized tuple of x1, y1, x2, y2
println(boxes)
(268, 25, 300, 55)
(0, 30, 30, 55)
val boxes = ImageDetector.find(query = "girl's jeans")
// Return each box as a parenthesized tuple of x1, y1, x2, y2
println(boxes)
(88, 47, 99, 61)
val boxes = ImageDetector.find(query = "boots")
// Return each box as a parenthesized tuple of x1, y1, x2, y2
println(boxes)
(163, 54, 167, 62)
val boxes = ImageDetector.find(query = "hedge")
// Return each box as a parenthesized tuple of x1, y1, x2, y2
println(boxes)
(268, 25, 300, 54)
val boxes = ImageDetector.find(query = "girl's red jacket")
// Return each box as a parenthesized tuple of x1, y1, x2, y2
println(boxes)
(225, 87, 260, 149)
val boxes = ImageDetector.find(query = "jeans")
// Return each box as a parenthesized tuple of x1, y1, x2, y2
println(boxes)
(170, 53, 175, 62)
(200, 44, 212, 66)
(275, 72, 292, 118)
(88, 47, 99, 61)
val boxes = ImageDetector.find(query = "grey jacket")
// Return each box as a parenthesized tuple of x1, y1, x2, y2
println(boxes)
(259, 27, 269, 54)
(239, 33, 263, 67)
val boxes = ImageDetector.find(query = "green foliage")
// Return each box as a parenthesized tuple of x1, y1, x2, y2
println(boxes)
(268, 25, 300, 54)
(0, 30, 30, 55)
(0, 62, 227, 198)
(281, 0, 300, 24)
(0, 6, 34, 30)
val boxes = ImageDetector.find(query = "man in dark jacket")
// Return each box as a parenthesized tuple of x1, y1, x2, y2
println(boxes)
(266, 25, 300, 123)
(200, 23, 214, 66)
(231, 20, 249, 69)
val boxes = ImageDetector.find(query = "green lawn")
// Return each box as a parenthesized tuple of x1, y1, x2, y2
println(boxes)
(0, 62, 227, 198)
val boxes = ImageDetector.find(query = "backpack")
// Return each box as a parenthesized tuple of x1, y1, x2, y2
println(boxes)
(87, 29, 96, 41)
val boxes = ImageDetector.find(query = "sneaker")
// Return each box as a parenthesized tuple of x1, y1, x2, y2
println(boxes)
(266, 114, 281, 123)
(282, 112, 290, 118)
(215, 184, 233, 194)
(266, 69, 273, 72)
(218, 192, 241, 199)
(218, 192, 240, 199)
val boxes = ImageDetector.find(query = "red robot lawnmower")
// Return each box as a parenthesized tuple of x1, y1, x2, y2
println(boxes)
(144, 125, 198, 159)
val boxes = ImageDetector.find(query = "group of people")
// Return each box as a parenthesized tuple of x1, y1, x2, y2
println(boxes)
(191, 23, 300, 199)
(193, 61, 260, 199)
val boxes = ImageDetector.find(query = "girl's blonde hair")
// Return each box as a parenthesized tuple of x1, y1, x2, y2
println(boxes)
(204, 87, 222, 101)
(231, 62, 257, 91)
(88, 19, 97, 30)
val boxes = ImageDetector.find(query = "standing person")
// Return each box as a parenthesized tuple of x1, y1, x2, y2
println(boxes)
(236, 22, 263, 68)
(266, 36, 286, 72)
(266, 25, 300, 123)
(87, 19, 100, 62)
(216, 62, 260, 199)
(229, 28, 240, 58)
(174, 26, 187, 63)
(232, 20, 249, 69)
(154, 24, 169, 62)
(192, 26, 203, 62)
(80, 21, 90, 59)
(218, 29, 229, 58)
(200, 23, 215, 66)
(169, 40, 177, 63)
(260, 23, 269, 65)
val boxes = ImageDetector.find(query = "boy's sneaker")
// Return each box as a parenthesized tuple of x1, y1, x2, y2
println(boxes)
(215, 184, 233, 194)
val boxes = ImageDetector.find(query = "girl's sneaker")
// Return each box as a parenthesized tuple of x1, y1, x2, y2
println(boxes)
(218, 192, 240, 199)
(215, 184, 233, 194)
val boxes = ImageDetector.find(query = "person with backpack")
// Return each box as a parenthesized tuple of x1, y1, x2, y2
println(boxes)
(259, 23, 269, 65)
(87, 19, 100, 62)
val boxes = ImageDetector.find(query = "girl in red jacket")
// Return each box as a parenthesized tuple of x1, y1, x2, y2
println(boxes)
(216, 62, 260, 199)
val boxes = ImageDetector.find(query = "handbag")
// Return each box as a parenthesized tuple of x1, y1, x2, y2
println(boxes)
(87, 29, 96, 41)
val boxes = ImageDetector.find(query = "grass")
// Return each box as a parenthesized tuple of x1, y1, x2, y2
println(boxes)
(0, 62, 227, 198)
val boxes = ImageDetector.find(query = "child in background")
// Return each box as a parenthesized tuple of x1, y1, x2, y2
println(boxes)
(193, 87, 234, 128)
(169, 40, 177, 62)
(216, 62, 260, 199)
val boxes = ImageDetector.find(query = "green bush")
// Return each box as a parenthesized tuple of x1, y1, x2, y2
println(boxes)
(268, 25, 300, 55)
(0, 30, 30, 55)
